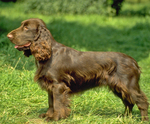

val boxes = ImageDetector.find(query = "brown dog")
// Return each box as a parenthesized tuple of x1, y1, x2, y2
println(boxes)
(7, 18, 149, 121)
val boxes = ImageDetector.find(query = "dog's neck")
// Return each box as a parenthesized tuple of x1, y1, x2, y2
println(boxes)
(51, 38, 66, 53)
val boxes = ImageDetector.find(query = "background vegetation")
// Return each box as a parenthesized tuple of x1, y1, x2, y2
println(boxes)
(0, 0, 150, 123)
(23, 0, 150, 16)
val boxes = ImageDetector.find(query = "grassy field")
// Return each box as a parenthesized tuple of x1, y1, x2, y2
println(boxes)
(0, 1, 150, 124)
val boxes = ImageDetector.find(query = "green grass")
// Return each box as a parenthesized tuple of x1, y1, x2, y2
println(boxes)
(121, 0, 150, 16)
(0, 1, 150, 124)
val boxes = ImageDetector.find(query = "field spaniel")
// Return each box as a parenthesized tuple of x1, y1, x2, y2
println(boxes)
(7, 18, 149, 121)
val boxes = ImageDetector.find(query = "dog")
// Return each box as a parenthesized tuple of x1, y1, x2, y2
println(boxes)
(7, 18, 149, 121)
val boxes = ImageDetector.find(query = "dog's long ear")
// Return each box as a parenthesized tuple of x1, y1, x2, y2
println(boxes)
(34, 19, 46, 41)
(30, 21, 52, 61)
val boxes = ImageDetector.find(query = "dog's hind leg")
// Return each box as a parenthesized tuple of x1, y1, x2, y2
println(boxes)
(108, 74, 134, 115)
(108, 74, 149, 121)
(134, 91, 149, 121)
(122, 99, 134, 116)
(111, 88, 134, 117)
(122, 76, 148, 121)
(127, 75, 149, 121)
(130, 88, 149, 121)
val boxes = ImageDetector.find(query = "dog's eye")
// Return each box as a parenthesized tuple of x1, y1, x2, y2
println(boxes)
(24, 26, 28, 31)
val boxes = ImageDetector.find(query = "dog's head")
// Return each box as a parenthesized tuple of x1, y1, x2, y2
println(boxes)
(7, 18, 52, 61)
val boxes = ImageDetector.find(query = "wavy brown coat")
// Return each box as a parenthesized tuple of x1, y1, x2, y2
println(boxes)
(7, 18, 149, 121)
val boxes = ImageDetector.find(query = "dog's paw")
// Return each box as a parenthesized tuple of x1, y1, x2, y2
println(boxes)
(45, 117, 53, 122)
(39, 113, 47, 118)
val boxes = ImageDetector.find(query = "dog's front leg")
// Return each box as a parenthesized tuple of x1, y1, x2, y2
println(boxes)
(52, 83, 71, 121)
(39, 90, 54, 121)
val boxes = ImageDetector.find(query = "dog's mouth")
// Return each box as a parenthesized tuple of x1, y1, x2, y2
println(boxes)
(14, 42, 31, 51)
(14, 42, 31, 49)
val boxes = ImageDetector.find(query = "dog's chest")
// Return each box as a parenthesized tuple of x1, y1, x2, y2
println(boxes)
(34, 62, 54, 91)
